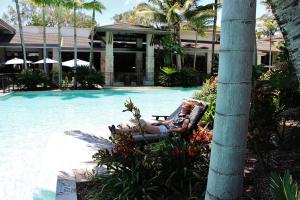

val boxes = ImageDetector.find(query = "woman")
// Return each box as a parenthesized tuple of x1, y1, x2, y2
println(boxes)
(109, 100, 195, 135)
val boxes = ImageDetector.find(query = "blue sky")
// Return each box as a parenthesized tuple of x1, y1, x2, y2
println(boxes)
(0, 0, 269, 26)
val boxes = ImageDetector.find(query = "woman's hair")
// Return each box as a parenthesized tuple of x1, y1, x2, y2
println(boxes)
(184, 100, 196, 111)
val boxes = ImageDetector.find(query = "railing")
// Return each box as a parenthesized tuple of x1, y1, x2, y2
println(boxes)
(0, 73, 20, 93)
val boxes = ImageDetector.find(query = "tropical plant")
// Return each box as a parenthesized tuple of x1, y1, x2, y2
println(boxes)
(210, 0, 220, 75)
(160, 34, 182, 67)
(205, 1, 257, 199)
(183, 7, 213, 70)
(270, 170, 299, 200)
(193, 77, 217, 126)
(29, 0, 48, 74)
(75, 67, 104, 88)
(17, 69, 48, 90)
(158, 66, 180, 86)
(14, 0, 27, 69)
(82, 0, 105, 69)
(180, 67, 201, 87)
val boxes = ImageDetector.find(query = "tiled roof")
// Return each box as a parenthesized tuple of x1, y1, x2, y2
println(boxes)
(96, 23, 169, 35)
(0, 26, 91, 48)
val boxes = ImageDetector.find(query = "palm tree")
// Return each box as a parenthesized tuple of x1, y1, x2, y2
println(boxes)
(211, 0, 219, 75)
(14, 0, 27, 69)
(205, 0, 256, 199)
(135, 0, 193, 70)
(29, 0, 49, 74)
(256, 14, 278, 68)
(82, 0, 105, 69)
(262, 0, 300, 80)
(183, 11, 213, 69)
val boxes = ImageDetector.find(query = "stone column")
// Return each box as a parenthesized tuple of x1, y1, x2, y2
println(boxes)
(257, 53, 262, 65)
(136, 38, 143, 85)
(52, 48, 59, 72)
(145, 34, 154, 85)
(105, 32, 114, 86)
(206, 52, 212, 74)
(100, 51, 106, 73)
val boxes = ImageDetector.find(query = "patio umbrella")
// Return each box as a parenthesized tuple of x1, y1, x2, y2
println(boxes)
(62, 59, 89, 68)
(33, 58, 58, 64)
(5, 57, 32, 65)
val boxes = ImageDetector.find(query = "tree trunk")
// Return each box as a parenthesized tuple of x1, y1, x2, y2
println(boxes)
(269, 33, 272, 68)
(211, 0, 218, 75)
(193, 32, 198, 70)
(74, 5, 77, 88)
(268, 0, 300, 80)
(89, 7, 95, 69)
(57, 6, 62, 89)
(205, 0, 256, 200)
(42, 3, 47, 74)
(15, 0, 27, 70)
(175, 24, 182, 70)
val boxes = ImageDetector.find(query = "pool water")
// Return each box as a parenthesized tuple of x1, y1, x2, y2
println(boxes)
(0, 88, 198, 199)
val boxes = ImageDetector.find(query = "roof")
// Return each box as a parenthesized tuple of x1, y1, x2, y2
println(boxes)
(95, 23, 169, 35)
(0, 26, 91, 48)
(0, 19, 15, 34)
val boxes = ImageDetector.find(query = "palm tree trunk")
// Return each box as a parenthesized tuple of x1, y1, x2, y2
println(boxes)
(42, 3, 47, 74)
(74, 5, 77, 88)
(193, 32, 198, 70)
(57, 6, 63, 89)
(175, 24, 182, 70)
(269, 33, 272, 68)
(268, 0, 300, 80)
(15, 0, 27, 70)
(89, 6, 95, 69)
(211, 0, 218, 75)
(205, 0, 256, 199)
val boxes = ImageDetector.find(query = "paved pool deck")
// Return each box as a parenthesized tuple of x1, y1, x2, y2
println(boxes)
(53, 130, 112, 200)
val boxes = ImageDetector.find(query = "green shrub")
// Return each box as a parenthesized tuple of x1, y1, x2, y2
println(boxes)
(271, 170, 299, 200)
(180, 67, 200, 87)
(193, 77, 217, 126)
(158, 66, 181, 87)
(17, 69, 48, 90)
(87, 100, 211, 200)
(75, 67, 104, 88)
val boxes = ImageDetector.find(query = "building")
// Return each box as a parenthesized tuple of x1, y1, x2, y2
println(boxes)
(0, 19, 280, 86)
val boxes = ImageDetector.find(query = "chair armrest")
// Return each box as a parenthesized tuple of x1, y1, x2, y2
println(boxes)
(152, 115, 169, 120)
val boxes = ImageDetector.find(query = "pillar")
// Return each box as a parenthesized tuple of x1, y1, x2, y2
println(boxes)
(52, 48, 59, 72)
(136, 38, 143, 85)
(145, 34, 154, 85)
(207, 52, 212, 74)
(105, 32, 114, 86)
(257, 53, 262, 65)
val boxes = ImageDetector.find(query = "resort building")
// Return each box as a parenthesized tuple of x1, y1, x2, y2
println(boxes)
(0, 19, 280, 86)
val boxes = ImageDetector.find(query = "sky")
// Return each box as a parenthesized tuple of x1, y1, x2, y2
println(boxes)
(0, 0, 269, 26)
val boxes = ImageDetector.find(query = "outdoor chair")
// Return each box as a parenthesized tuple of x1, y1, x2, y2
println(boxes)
(132, 98, 208, 144)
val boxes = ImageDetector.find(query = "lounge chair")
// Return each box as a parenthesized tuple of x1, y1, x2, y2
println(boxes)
(132, 98, 208, 144)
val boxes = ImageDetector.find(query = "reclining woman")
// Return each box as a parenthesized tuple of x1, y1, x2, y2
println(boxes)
(109, 100, 195, 136)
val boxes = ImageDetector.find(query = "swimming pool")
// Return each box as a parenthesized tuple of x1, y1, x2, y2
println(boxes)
(0, 88, 198, 200)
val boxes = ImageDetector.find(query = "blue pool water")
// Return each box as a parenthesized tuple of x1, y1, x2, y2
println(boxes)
(0, 88, 198, 199)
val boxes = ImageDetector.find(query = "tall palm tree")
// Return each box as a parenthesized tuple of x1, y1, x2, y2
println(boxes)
(30, 0, 49, 74)
(256, 14, 278, 68)
(82, 0, 105, 69)
(183, 11, 213, 69)
(211, 0, 218, 75)
(205, 0, 256, 199)
(14, 0, 27, 70)
(135, 0, 192, 70)
(262, 0, 300, 80)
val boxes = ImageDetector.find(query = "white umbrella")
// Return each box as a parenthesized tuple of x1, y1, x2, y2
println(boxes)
(62, 59, 89, 68)
(33, 58, 58, 64)
(5, 58, 32, 65)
